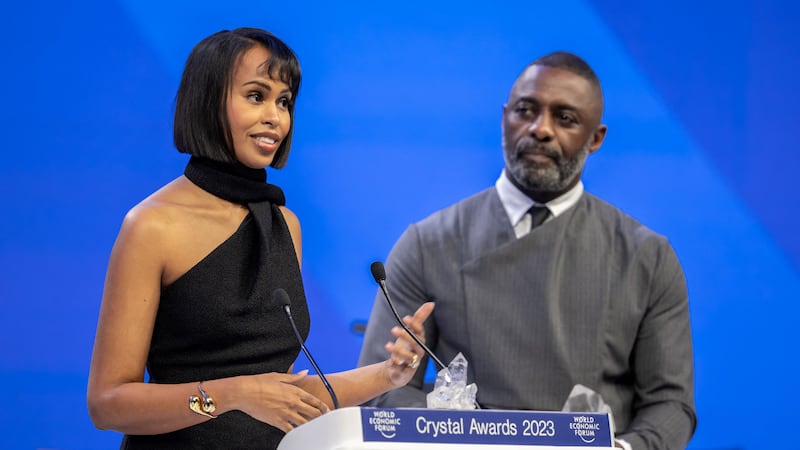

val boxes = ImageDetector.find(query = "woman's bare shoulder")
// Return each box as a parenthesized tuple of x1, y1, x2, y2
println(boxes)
(117, 177, 211, 244)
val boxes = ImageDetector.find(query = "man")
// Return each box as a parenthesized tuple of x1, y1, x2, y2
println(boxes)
(357, 51, 696, 449)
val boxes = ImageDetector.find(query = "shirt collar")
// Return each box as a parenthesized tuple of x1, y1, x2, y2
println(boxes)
(495, 169, 584, 227)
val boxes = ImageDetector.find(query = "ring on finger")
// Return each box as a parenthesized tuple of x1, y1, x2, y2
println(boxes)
(409, 353, 420, 369)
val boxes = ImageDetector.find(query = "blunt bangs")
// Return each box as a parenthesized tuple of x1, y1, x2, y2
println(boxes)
(173, 28, 302, 168)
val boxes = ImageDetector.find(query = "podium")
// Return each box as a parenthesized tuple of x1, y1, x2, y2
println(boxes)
(278, 407, 615, 449)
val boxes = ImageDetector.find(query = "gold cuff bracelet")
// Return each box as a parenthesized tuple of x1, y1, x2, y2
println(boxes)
(188, 382, 217, 419)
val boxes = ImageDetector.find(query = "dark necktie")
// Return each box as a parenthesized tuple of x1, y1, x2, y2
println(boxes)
(529, 205, 551, 231)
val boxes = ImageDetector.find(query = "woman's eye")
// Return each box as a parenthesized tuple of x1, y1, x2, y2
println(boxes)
(278, 97, 291, 108)
(247, 92, 263, 102)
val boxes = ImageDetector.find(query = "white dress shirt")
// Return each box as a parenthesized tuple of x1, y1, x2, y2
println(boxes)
(495, 170, 584, 238)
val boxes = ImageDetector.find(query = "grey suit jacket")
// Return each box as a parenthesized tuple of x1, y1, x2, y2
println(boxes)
(358, 187, 696, 449)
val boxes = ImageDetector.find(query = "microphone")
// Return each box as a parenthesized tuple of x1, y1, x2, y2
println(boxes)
(369, 261, 447, 371)
(273, 288, 340, 410)
(370, 262, 483, 410)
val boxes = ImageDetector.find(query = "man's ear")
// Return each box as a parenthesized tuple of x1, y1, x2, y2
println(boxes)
(501, 103, 508, 134)
(588, 124, 607, 153)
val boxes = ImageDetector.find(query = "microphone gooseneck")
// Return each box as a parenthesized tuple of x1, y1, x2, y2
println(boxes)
(369, 261, 447, 371)
(273, 288, 340, 410)
(370, 262, 484, 410)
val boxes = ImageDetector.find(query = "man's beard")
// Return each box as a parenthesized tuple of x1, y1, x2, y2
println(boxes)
(503, 136, 591, 192)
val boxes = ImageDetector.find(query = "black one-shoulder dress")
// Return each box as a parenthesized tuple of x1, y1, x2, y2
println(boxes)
(121, 206, 309, 450)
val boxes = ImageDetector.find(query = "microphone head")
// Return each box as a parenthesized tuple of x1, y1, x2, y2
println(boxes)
(370, 261, 386, 283)
(272, 288, 291, 308)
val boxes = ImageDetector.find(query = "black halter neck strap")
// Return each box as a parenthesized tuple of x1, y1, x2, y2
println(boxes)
(184, 156, 289, 304)
(184, 156, 285, 206)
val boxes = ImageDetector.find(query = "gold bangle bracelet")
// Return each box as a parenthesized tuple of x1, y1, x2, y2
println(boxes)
(188, 382, 217, 419)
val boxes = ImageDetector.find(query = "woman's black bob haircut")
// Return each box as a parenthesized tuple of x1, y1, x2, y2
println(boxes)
(173, 27, 301, 169)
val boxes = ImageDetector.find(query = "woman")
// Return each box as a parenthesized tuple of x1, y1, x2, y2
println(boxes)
(87, 27, 432, 449)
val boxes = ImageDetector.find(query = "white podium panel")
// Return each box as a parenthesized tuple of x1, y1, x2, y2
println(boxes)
(278, 407, 615, 450)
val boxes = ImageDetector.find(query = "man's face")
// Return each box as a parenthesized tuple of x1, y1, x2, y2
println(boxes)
(502, 65, 606, 199)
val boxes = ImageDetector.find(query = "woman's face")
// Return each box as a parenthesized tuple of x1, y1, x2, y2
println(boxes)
(226, 45, 293, 169)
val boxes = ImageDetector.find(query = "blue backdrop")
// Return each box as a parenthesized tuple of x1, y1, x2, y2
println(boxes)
(1, 1, 797, 448)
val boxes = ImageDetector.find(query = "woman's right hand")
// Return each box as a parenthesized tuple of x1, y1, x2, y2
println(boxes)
(233, 370, 329, 432)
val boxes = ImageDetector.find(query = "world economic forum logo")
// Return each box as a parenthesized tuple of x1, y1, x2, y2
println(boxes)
(368, 410, 401, 439)
(570, 416, 600, 443)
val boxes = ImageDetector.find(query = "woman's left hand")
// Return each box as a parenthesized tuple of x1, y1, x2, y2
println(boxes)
(384, 302, 435, 387)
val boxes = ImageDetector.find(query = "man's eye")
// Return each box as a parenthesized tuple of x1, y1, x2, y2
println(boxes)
(559, 113, 577, 124)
